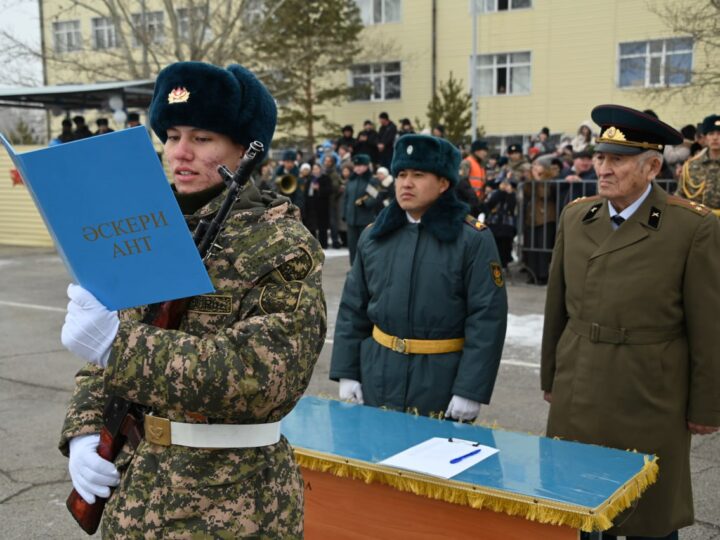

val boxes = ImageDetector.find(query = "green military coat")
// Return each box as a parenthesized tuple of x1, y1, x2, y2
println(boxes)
(541, 182, 720, 537)
(330, 192, 508, 417)
(343, 169, 378, 227)
(60, 185, 327, 539)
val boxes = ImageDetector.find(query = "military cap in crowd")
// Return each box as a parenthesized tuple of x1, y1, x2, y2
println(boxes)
(572, 147, 594, 159)
(471, 139, 488, 152)
(701, 114, 720, 135)
(149, 61, 277, 157)
(507, 143, 522, 154)
(391, 134, 460, 185)
(592, 104, 683, 155)
(352, 153, 371, 166)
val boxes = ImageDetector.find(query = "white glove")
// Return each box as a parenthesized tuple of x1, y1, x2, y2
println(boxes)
(339, 378, 364, 404)
(68, 434, 120, 504)
(445, 395, 481, 422)
(61, 284, 119, 368)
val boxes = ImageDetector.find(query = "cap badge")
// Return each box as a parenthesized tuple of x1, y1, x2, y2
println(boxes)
(407, 145, 414, 155)
(600, 126, 627, 142)
(168, 87, 190, 104)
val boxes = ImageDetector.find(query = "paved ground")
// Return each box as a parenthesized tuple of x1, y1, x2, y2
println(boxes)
(0, 245, 717, 539)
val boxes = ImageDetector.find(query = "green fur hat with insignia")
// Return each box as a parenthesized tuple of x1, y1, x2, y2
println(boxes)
(150, 61, 277, 158)
(391, 134, 461, 185)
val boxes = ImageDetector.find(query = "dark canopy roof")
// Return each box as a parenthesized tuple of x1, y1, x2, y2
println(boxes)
(0, 80, 155, 111)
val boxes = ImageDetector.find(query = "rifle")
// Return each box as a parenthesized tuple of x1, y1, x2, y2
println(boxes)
(66, 141, 265, 535)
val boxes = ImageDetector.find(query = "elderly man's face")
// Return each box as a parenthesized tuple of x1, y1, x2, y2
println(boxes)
(165, 126, 244, 194)
(594, 151, 661, 211)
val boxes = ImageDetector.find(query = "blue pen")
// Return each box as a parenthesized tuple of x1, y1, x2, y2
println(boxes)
(449, 447, 482, 464)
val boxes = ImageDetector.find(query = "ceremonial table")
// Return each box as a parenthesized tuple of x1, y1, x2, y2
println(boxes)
(281, 397, 658, 540)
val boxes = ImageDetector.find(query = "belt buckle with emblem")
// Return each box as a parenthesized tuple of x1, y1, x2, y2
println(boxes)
(393, 337, 408, 354)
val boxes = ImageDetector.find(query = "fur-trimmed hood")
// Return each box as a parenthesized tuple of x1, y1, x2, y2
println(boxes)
(369, 189, 470, 243)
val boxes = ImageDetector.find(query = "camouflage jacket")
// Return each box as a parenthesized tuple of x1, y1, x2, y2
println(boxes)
(677, 149, 720, 210)
(59, 184, 327, 539)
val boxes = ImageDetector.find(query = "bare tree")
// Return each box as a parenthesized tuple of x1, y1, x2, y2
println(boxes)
(646, 0, 720, 103)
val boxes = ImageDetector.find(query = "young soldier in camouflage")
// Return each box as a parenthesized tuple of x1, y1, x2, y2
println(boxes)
(676, 114, 720, 215)
(59, 62, 326, 538)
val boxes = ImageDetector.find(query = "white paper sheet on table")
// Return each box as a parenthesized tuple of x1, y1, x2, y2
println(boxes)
(379, 437, 499, 479)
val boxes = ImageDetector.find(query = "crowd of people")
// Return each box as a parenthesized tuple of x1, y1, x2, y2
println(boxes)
(261, 110, 717, 285)
(49, 112, 143, 145)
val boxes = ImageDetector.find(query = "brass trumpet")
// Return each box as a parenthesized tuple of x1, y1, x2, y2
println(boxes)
(276, 174, 298, 195)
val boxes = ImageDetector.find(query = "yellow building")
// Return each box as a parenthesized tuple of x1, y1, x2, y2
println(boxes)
(39, 0, 714, 147)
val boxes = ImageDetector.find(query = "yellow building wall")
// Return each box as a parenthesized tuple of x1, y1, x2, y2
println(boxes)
(0, 146, 54, 247)
(324, 0, 715, 140)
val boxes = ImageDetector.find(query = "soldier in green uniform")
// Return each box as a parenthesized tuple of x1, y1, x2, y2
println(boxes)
(676, 114, 720, 215)
(541, 105, 720, 540)
(59, 61, 326, 538)
(330, 134, 508, 420)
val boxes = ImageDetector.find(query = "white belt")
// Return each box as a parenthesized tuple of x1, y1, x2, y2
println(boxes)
(145, 415, 282, 449)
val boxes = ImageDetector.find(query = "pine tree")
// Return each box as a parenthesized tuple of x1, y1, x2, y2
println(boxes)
(251, 0, 364, 151)
(425, 73, 477, 145)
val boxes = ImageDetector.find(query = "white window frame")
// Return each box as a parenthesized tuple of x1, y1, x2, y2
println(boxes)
(470, 0, 532, 14)
(92, 17, 118, 50)
(350, 62, 402, 102)
(52, 20, 82, 53)
(131, 11, 165, 46)
(356, 0, 401, 25)
(473, 51, 531, 96)
(177, 6, 212, 42)
(617, 37, 693, 88)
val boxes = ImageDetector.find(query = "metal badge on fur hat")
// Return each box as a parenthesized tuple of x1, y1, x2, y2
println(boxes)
(150, 61, 277, 157)
(391, 135, 461, 185)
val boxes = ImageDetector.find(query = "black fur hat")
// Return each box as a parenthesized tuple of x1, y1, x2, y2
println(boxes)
(150, 61, 277, 157)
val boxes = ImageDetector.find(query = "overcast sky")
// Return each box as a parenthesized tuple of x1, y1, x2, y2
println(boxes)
(0, 0, 42, 87)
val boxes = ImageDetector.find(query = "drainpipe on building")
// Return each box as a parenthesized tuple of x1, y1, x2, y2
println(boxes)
(471, 0, 478, 140)
(431, 0, 437, 97)
(39, 0, 51, 141)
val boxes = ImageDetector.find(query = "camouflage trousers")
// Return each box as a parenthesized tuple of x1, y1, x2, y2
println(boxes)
(101, 439, 303, 539)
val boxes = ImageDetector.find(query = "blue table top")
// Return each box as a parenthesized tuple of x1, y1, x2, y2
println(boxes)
(282, 396, 655, 518)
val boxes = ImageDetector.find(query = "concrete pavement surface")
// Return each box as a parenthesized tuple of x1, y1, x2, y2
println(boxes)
(0, 245, 718, 539)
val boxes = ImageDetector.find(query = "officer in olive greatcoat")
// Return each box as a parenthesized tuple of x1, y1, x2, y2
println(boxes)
(59, 62, 326, 538)
(331, 135, 508, 420)
(541, 105, 720, 540)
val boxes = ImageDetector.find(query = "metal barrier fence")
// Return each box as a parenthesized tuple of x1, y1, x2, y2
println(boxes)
(513, 179, 676, 284)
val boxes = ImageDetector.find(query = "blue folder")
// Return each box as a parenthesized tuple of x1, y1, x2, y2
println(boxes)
(0, 128, 214, 310)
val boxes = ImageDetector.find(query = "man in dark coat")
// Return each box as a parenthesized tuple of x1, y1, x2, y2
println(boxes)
(58, 118, 75, 143)
(355, 120, 379, 164)
(377, 112, 397, 168)
(542, 105, 720, 540)
(72, 115, 93, 139)
(342, 154, 378, 264)
(331, 135, 508, 420)
(335, 125, 355, 151)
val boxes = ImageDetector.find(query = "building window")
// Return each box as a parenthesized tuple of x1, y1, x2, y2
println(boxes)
(356, 0, 401, 25)
(177, 6, 212, 41)
(131, 11, 165, 46)
(52, 20, 82, 53)
(350, 62, 401, 101)
(92, 17, 118, 50)
(618, 38, 693, 88)
(475, 52, 531, 96)
(472, 0, 532, 13)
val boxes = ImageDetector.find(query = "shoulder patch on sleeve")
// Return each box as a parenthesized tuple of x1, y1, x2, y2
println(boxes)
(276, 246, 314, 282)
(667, 195, 711, 216)
(490, 262, 505, 287)
(259, 281, 304, 314)
(464, 214, 487, 231)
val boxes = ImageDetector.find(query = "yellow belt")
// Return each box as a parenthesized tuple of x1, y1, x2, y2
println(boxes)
(372, 326, 464, 355)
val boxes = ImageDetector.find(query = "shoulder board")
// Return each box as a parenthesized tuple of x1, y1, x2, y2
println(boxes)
(667, 195, 711, 216)
(464, 214, 487, 231)
(567, 195, 602, 207)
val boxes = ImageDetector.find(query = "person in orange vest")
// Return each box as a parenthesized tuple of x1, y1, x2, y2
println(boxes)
(464, 139, 488, 202)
